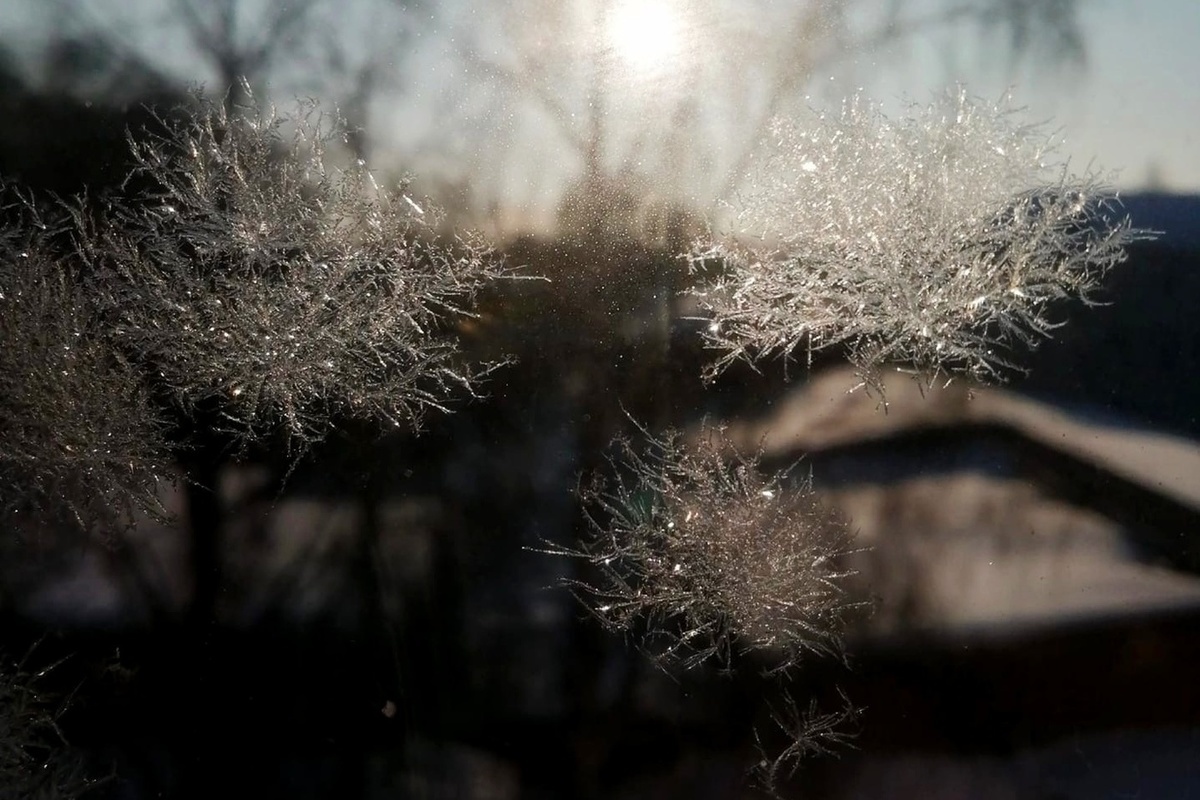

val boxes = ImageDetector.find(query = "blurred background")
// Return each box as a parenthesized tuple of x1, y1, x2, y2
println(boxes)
(1, 1, 1198, 798)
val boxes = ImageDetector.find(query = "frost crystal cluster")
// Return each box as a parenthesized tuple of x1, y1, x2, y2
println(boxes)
(0, 204, 169, 535)
(0, 648, 98, 799)
(2, 91, 509, 535)
(693, 88, 1146, 384)
(78, 92, 508, 448)
(569, 427, 859, 670)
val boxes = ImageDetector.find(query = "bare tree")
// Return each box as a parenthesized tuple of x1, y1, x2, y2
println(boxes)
(446, 0, 1090, 230)
(47, 0, 422, 126)
(169, 0, 321, 107)
(308, 0, 429, 162)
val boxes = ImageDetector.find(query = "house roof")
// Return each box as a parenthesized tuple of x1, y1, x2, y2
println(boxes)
(708, 365, 1200, 639)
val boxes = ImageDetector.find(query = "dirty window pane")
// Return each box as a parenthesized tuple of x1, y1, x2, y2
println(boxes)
(2, 2, 1198, 798)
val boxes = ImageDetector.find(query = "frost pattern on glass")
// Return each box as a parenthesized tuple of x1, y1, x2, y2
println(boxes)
(0, 646, 99, 799)
(76, 88, 510, 450)
(691, 87, 1150, 387)
(753, 689, 862, 797)
(0, 200, 171, 537)
(560, 424, 861, 671)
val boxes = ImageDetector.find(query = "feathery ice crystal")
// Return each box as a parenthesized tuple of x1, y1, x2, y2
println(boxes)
(1, 202, 170, 537)
(692, 87, 1149, 386)
(75, 89, 510, 449)
(566, 425, 860, 671)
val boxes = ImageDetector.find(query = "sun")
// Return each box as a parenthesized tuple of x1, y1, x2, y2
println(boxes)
(605, 0, 685, 78)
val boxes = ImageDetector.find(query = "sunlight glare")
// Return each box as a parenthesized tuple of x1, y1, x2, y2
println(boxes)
(606, 0, 684, 79)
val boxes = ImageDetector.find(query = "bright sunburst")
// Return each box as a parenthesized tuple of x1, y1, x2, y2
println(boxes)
(605, 0, 684, 78)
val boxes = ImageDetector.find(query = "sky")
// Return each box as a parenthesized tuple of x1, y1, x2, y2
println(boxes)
(409, 0, 1200, 230)
(362, 0, 1200, 232)
(4, 0, 1199, 231)
(860, 0, 1200, 193)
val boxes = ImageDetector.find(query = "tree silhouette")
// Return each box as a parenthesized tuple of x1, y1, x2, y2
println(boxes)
(449, 0, 1090, 230)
